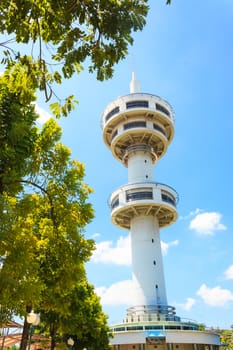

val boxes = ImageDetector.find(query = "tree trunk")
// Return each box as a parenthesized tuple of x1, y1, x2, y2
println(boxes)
(20, 317, 30, 350)
(50, 323, 56, 350)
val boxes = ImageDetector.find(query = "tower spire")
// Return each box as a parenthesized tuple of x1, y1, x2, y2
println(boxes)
(130, 71, 140, 93)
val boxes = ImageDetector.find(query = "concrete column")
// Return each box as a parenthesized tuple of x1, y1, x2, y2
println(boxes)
(130, 215, 168, 306)
(127, 150, 154, 183)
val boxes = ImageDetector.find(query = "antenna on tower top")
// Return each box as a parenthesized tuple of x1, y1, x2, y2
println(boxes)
(130, 71, 140, 93)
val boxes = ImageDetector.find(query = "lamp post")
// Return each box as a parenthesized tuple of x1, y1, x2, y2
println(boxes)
(27, 311, 40, 350)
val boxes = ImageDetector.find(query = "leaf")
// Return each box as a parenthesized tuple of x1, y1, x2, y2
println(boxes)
(49, 102, 62, 119)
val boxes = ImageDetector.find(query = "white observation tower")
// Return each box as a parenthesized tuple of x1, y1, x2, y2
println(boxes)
(101, 73, 220, 350)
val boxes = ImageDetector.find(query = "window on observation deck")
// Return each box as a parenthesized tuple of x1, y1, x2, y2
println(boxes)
(126, 100, 149, 109)
(153, 123, 166, 136)
(105, 106, 120, 122)
(126, 189, 153, 202)
(126, 326, 143, 331)
(111, 196, 119, 209)
(124, 120, 146, 130)
(145, 325, 163, 330)
(113, 327, 126, 332)
(156, 103, 170, 117)
(161, 192, 176, 206)
(165, 325, 181, 330)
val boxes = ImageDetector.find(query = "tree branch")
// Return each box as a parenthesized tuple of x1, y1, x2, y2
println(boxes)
(3, 179, 57, 228)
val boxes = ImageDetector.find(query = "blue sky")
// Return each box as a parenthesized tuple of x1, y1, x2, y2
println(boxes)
(35, 0, 233, 330)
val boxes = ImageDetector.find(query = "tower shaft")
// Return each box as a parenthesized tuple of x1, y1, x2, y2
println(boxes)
(131, 215, 167, 307)
(127, 147, 154, 183)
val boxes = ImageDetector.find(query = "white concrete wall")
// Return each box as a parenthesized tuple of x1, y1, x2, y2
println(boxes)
(130, 215, 168, 306)
(166, 331, 220, 345)
(128, 151, 154, 183)
(110, 330, 220, 347)
(111, 331, 145, 345)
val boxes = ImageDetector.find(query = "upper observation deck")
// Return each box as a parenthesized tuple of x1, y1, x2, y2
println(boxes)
(101, 93, 175, 165)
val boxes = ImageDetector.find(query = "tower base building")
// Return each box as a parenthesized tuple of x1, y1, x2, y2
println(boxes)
(101, 74, 220, 350)
(110, 320, 220, 350)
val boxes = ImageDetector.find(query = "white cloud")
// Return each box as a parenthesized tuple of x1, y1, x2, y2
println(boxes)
(161, 240, 179, 255)
(91, 235, 179, 265)
(35, 104, 52, 124)
(197, 284, 233, 306)
(224, 265, 233, 280)
(189, 212, 226, 235)
(95, 280, 136, 305)
(179, 208, 203, 220)
(91, 233, 101, 239)
(176, 297, 196, 311)
(92, 235, 131, 266)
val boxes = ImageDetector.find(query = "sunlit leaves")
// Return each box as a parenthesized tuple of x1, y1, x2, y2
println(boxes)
(40, 280, 111, 350)
(50, 96, 79, 119)
(0, 0, 149, 113)
(0, 75, 38, 194)
(0, 112, 94, 324)
(221, 329, 233, 350)
(0, 193, 45, 317)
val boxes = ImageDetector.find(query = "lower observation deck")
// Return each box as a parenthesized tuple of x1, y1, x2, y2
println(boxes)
(109, 182, 178, 229)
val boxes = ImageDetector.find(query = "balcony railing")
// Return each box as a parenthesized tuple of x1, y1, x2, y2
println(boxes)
(109, 182, 178, 210)
(101, 93, 176, 128)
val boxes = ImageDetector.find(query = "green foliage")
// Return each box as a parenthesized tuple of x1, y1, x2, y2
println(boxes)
(0, 117, 95, 319)
(0, 0, 149, 115)
(221, 329, 233, 350)
(50, 96, 79, 119)
(0, 75, 38, 194)
(0, 78, 104, 348)
(198, 323, 206, 331)
(0, 193, 45, 317)
(39, 281, 111, 350)
(2, 57, 41, 104)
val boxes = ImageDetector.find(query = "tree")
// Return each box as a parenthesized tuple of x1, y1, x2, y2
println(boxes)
(0, 0, 149, 116)
(198, 323, 206, 331)
(0, 73, 41, 324)
(0, 91, 96, 349)
(39, 280, 111, 350)
(221, 329, 233, 350)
